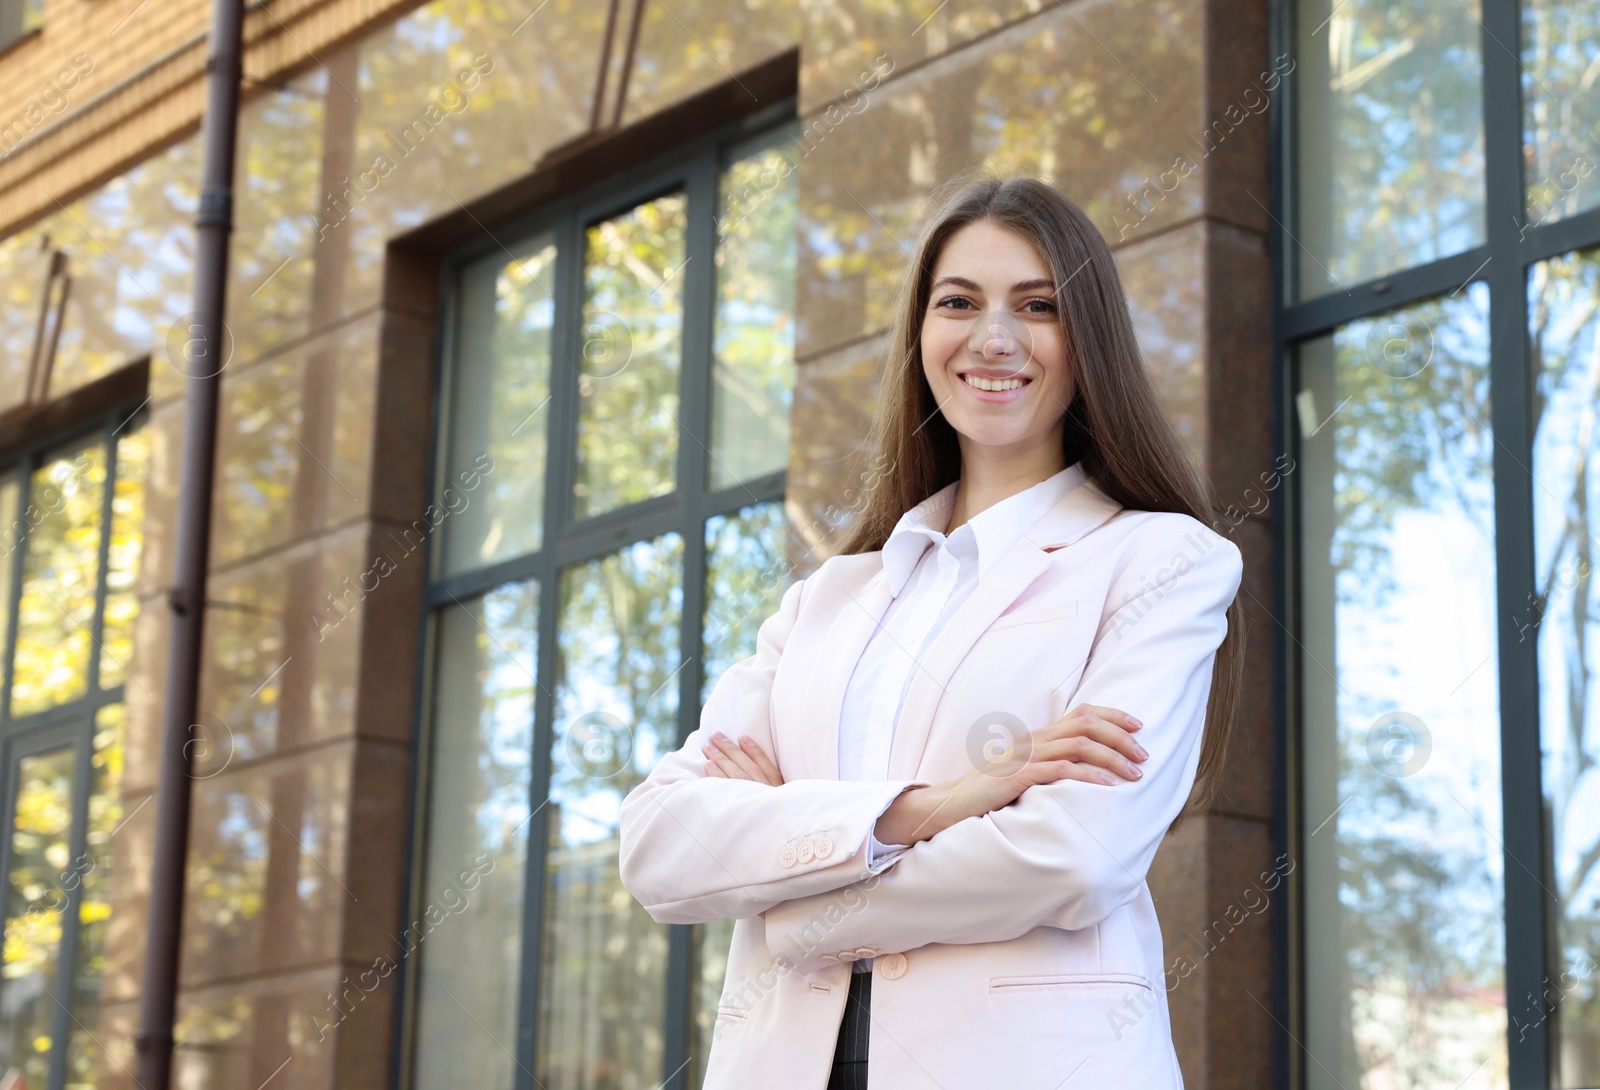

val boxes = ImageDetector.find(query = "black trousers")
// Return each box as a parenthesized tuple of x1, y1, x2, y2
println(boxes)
(826, 969, 872, 1090)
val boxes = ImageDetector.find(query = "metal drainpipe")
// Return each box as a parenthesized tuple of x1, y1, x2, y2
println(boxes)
(133, 0, 244, 1086)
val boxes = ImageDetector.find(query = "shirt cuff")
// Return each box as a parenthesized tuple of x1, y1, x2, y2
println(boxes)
(866, 833, 911, 874)
(864, 795, 913, 874)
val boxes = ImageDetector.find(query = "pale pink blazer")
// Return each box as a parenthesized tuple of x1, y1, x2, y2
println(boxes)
(619, 474, 1244, 1089)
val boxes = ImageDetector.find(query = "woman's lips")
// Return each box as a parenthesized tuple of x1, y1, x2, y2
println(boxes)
(957, 371, 1031, 403)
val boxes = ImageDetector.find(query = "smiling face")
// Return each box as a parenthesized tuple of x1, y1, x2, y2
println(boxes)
(920, 218, 1076, 459)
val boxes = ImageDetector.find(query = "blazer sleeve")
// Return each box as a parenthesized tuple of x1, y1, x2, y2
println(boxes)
(619, 574, 934, 925)
(760, 527, 1243, 972)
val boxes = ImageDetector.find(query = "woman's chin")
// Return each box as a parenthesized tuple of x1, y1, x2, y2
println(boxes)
(952, 426, 1047, 454)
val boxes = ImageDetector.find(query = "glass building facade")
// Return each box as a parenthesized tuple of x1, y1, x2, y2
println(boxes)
(0, 0, 1591, 1086)
(1287, 0, 1600, 1086)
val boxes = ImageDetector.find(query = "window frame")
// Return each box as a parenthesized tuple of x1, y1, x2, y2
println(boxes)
(398, 100, 801, 1090)
(1273, 1, 1597, 1086)
(0, 398, 147, 1090)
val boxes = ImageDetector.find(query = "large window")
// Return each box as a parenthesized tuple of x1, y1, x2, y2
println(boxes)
(0, 408, 149, 1090)
(403, 113, 802, 1090)
(1285, 0, 1600, 1086)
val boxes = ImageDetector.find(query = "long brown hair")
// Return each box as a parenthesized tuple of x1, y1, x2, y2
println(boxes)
(835, 172, 1247, 829)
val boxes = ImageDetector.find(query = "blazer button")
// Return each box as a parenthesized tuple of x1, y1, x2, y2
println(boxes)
(813, 835, 834, 859)
(819, 953, 838, 964)
(797, 838, 815, 864)
(853, 947, 877, 959)
(836, 949, 858, 962)
(878, 953, 908, 980)
(779, 843, 797, 867)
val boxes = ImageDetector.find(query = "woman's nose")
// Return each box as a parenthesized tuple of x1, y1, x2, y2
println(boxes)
(966, 309, 1029, 362)
(981, 321, 1017, 357)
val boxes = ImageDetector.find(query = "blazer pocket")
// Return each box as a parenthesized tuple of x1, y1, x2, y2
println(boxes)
(988, 971, 1153, 994)
(986, 599, 1080, 633)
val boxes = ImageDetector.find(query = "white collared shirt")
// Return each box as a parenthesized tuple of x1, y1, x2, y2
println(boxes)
(838, 462, 1087, 971)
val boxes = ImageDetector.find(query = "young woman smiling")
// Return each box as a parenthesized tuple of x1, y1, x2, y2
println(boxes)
(620, 174, 1246, 1090)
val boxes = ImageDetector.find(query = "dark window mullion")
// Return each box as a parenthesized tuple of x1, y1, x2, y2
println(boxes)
(392, 241, 461, 1090)
(0, 732, 13, 927)
(659, 147, 718, 1090)
(426, 552, 545, 611)
(1, 460, 32, 727)
(84, 433, 118, 696)
(0, 686, 122, 741)
(425, 491, 703, 608)
(1279, 246, 1494, 340)
(1481, 0, 1548, 1085)
(47, 712, 97, 1090)
(513, 207, 585, 1090)
(423, 265, 464, 590)
(1518, 201, 1600, 265)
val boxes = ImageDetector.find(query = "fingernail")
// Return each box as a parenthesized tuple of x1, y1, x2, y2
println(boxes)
(1134, 744, 1149, 759)
(1100, 773, 1115, 785)
(714, 732, 728, 741)
(739, 736, 753, 746)
(1128, 765, 1142, 779)
(1128, 716, 1144, 728)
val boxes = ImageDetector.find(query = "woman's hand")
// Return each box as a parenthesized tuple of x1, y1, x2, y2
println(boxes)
(701, 731, 784, 786)
(874, 703, 1148, 847)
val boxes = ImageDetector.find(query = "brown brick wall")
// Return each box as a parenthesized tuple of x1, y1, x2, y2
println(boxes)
(0, 0, 424, 237)
(0, 0, 1284, 1087)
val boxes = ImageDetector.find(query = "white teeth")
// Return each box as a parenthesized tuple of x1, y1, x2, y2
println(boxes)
(963, 373, 1026, 392)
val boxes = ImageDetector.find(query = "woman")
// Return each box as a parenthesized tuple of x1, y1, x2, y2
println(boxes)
(619, 174, 1246, 1089)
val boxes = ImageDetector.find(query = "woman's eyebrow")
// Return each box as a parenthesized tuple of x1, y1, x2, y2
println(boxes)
(930, 275, 1058, 293)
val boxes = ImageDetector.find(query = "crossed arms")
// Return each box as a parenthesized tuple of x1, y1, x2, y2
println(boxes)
(617, 526, 1243, 971)
(617, 576, 935, 924)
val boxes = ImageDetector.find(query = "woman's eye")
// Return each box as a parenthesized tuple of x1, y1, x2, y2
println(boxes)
(1022, 299, 1057, 315)
(935, 296, 975, 310)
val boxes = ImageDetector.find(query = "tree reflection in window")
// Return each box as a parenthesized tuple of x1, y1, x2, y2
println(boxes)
(0, 417, 146, 1090)
(0, 746, 75, 1087)
(1299, 287, 1507, 1089)
(537, 533, 681, 1090)
(11, 443, 105, 718)
(414, 121, 801, 1090)
(1530, 248, 1600, 1083)
(573, 194, 687, 520)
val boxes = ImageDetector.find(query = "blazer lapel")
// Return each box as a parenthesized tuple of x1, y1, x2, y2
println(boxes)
(884, 475, 1124, 779)
(798, 475, 1125, 783)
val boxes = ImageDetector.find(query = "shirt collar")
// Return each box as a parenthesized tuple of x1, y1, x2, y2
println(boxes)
(880, 462, 1088, 597)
